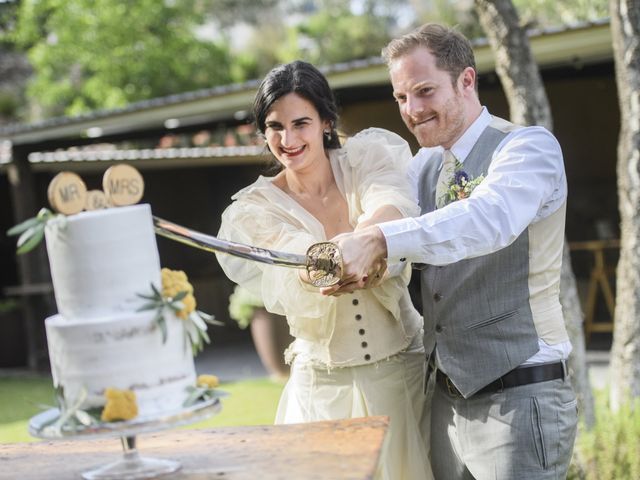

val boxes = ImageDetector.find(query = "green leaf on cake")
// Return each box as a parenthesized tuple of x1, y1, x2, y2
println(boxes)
(136, 292, 160, 301)
(137, 279, 221, 355)
(137, 301, 162, 311)
(7, 216, 41, 236)
(16, 225, 45, 254)
(154, 310, 168, 344)
(150, 282, 162, 298)
(182, 385, 229, 408)
(8, 208, 64, 255)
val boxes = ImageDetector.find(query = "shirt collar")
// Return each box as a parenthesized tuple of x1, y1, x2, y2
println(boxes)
(448, 106, 491, 165)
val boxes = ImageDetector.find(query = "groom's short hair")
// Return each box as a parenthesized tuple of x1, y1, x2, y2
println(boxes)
(382, 23, 477, 90)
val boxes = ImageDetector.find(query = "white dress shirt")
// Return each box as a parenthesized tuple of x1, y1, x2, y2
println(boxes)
(378, 107, 571, 364)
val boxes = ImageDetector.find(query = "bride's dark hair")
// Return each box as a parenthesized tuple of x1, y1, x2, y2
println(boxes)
(253, 60, 341, 149)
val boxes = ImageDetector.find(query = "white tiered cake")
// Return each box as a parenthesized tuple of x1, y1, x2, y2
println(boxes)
(44, 204, 197, 418)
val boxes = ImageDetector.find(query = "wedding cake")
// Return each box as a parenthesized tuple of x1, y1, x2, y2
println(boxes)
(44, 204, 197, 418)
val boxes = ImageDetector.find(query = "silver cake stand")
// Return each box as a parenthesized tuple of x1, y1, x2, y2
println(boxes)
(28, 397, 222, 480)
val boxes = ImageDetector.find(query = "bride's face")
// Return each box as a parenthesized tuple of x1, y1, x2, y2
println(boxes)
(264, 93, 330, 172)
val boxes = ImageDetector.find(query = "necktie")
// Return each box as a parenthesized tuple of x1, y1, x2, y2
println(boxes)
(435, 150, 457, 208)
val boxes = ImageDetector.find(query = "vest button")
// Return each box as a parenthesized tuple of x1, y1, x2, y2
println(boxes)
(435, 324, 443, 333)
(433, 292, 443, 301)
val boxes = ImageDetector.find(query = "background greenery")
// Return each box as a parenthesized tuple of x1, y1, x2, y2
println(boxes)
(0, 0, 608, 122)
(0, 375, 284, 444)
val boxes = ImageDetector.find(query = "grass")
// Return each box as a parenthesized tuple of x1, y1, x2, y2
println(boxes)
(0, 374, 284, 444)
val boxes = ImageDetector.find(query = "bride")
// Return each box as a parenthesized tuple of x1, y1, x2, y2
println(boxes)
(216, 60, 433, 480)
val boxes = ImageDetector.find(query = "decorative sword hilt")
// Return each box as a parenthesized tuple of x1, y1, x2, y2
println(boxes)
(306, 242, 343, 287)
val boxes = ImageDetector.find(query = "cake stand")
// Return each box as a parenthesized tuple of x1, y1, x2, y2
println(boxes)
(28, 396, 222, 480)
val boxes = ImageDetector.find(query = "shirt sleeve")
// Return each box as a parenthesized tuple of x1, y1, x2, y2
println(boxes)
(380, 126, 567, 264)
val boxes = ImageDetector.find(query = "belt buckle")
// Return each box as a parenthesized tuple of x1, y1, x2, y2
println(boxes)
(445, 377, 462, 397)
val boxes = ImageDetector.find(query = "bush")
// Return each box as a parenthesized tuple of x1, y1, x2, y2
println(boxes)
(569, 390, 640, 480)
(227, 285, 263, 329)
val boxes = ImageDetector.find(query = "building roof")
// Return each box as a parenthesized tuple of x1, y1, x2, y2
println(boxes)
(0, 19, 612, 149)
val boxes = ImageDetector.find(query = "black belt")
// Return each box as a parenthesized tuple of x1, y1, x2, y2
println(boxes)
(436, 361, 566, 398)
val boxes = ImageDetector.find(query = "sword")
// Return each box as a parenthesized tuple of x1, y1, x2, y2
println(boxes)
(152, 216, 342, 288)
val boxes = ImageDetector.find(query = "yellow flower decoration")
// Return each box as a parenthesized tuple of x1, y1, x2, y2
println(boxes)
(101, 388, 138, 422)
(161, 268, 196, 319)
(197, 374, 219, 389)
(138, 268, 219, 355)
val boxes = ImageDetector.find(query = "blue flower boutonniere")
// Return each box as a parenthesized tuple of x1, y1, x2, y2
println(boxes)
(441, 162, 485, 206)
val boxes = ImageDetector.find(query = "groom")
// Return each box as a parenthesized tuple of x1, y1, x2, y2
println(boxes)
(326, 23, 578, 479)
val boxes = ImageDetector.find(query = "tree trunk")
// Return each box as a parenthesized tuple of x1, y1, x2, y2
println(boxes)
(609, 0, 640, 410)
(474, 0, 595, 425)
(473, 0, 552, 130)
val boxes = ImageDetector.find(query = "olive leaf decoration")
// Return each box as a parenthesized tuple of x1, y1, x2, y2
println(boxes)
(36, 385, 101, 436)
(183, 385, 229, 408)
(136, 283, 188, 344)
(7, 208, 65, 254)
(136, 283, 220, 354)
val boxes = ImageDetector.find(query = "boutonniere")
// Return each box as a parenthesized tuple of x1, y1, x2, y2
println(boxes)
(441, 162, 485, 206)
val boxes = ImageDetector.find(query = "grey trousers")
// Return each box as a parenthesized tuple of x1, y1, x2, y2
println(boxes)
(429, 376, 578, 480)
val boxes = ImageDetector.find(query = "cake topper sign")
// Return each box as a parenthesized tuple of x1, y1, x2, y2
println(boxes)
(46, 164, 145, 214)
(47, 172, 88, 215)
(103, 164, 145, 206)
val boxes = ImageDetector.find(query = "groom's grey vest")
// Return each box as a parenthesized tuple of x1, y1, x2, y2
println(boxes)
(419, 118, 567, 398)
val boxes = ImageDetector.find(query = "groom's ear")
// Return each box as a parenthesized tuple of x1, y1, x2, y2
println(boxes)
(458, 67, 476, 94)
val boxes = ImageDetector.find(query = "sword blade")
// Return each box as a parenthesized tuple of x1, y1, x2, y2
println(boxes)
(152, 216, 308, 269)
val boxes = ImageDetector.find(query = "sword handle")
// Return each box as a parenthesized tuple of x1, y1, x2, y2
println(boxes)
(306, 242, 343, 287)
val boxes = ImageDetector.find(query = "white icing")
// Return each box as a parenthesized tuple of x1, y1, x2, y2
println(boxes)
(45, 204, 161, 321)
(46, 310, 196, 417)
(43, 204, 198, 418)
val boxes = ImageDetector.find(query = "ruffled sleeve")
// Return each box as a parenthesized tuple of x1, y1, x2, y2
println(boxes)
(333, 127, 420, 225)
(216, 179, 337, 342)
(331, 128, 420, 319)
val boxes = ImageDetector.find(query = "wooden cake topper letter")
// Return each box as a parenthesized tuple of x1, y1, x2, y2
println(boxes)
(47, 172, 88, 215)
(102, 164, 144, 206)
(84, 189, 109, 211)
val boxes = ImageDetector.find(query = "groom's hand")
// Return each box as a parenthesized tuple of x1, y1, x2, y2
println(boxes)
(320, 226, 388, 296)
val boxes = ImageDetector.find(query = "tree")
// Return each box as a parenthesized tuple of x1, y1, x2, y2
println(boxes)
(12, 0, 234, 119)
(609, 0, 640, 411)
(293, 5, 393, 65)
(513, 0, 609, 27)
(474, 0, 595, 427)
(0, 0, 31, 123)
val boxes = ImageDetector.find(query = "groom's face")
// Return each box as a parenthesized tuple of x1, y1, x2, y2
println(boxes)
(389, 47, 466, 150)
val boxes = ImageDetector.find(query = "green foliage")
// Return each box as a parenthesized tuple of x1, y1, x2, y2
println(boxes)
(6, 207, 61, 255)
(294, 6, 393, 64)
(513, 0, 609, 28)
(569, 390, 640, 480)
(0, 91, 20, 118)
(11, 0, 234, 118)
(228, 285, 263, 329)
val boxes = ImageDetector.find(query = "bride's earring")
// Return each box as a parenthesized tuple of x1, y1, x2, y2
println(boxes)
(323, 129, 331, 140)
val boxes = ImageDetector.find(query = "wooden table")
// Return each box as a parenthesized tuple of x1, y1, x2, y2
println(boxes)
(0, 416, 388, 480)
